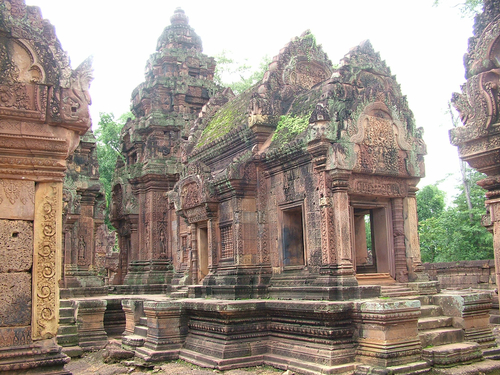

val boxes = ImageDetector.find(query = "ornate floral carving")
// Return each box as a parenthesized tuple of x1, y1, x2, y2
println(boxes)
(181, 182, 201, 209)
(33, 183, 60, 340)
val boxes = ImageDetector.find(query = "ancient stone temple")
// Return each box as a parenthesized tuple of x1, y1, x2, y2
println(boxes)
(112, 9, 427, 300)
(169, 34, 428, 301)
(0, 0, 92, 373)
(62, 129, 109, 296)
(110, 8, 219, 290)
(450, 0, 500, 291)
(103, 7, 500, 374)
(113, 13, 428, 300)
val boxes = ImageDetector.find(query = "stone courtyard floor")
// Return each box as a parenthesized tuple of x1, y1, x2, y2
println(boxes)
(65, 350, 282, 375)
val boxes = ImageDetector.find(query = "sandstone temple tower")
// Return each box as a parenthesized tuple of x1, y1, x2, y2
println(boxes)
(110, 8, 220, 289)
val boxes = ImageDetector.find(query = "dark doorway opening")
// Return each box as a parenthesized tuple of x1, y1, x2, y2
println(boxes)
(282, 206, 305, 267)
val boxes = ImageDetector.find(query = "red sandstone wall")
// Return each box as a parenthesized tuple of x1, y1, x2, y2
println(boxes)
(423, 260, 496, 290)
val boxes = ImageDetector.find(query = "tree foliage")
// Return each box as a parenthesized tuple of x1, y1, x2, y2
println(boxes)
(214, 51, 271, 94)
(95, 112, 132, 228)
(433, 0, 483, 18)
(417, 169, 493, 263)
(416, 185, 446, 222)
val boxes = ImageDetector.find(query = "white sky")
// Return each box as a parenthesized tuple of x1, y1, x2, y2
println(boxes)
(25, 0, 475, 196)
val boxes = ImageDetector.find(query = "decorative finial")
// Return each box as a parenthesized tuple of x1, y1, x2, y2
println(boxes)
(170, 7, 189, 25)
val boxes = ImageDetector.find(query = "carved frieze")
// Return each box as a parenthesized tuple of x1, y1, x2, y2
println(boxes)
(283, 60, 330, 90)
(0, 83, 47, 121)
(0, 179, 34, 220)
(349, 175, 407, 198)
(181, 182, 201, 210)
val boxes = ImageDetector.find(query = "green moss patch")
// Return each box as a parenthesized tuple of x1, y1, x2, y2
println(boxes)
(195, 89, 253, 149)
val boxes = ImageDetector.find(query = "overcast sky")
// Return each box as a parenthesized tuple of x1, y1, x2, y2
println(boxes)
(25, 0, 475, 195)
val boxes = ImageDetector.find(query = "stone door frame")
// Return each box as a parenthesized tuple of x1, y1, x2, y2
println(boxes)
(350, 198, 395, 278)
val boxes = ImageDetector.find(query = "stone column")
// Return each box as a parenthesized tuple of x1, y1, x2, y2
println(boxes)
(392, 197, 408, 282)
(403, 189, 425, 281)
(480, 187, 500, 296)
(492, 199, 500, 295)
(130, 216, 139, 263)
(328, 171, 354, 276)
(190, 224, 198, 284)
(318, 170, 336, 266)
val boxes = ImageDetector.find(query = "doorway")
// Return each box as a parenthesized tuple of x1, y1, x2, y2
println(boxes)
(282, 205, 305, 267)
(197, 225, 209, 282)
(352, 202, 394, 277)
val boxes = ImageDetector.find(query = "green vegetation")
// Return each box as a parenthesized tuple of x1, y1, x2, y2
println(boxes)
(95, 112, 132, 228)
(417, 169, 493, 263)
(214, 51, 271, 94)
(196, 89, 253, 149)
(433, 0, 483, 17)
(417, 185, 446, 222)
(272, 114, 310, 144)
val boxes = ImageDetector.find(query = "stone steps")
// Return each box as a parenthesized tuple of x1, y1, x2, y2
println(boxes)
(422, 342, 482, 367)
(122, 334, 145, 351)
(57, 299, 82, 357)
(420, 304, 443, 318)
(134, 325, 148, 337)
(170, 285, 189, 299)
(418, 316, 453, 331)
(418, 301, 465, 349)
(380, 285, 418, 298)
(420, 327, 464, 348)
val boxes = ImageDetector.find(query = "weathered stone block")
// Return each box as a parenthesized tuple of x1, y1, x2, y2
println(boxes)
(354, 299, 422, 367)
(0, 272, 31, 327)
(0, 326, 31, 348)
(0, 180, 35, 220)
(0, 219, 33, 272)
(76, 299, 108, 351)
(433, 292, 497, 348)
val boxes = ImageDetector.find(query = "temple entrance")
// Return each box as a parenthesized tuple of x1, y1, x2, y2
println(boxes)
(282, 205, 305, 267)
(197, 224, 209, 282)
(351, 201, 395, 278)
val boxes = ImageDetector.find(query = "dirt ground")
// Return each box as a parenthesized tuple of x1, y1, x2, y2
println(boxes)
(65, 350, 283, 375)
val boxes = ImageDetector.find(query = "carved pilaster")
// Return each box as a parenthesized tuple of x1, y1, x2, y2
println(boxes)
(326, 171, 354, 275)
(392, 198, 408, 282)
(190, 224, 198, 284)
(404, 189, 425, 280)
(32, 182, 62, 340)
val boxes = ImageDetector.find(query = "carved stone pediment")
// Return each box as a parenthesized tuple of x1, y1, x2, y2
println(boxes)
(283, 58, 331, 90)
(348, 102, 423, 177)
(173, 174, 218, 222)
(451, 9, 500, 176)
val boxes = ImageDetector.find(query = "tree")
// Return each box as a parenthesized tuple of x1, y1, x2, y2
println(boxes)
(433, 0, 483, 17)
(214, 51, 271, 94)
(95, 112, 132, 228)
(416, 184, 446, 222)
(417, 169, 493, 263)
